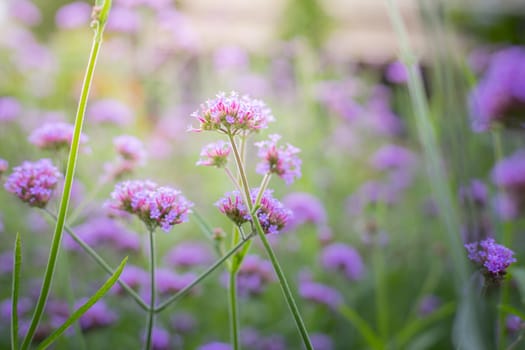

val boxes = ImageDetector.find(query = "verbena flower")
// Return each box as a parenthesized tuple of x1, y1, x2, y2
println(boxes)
(255, 134, 301, 185)
(0, 96, 21, 122)
(4, 159, 61, 208)
(111, 265, 147, 295)
(221, 255, 274, 297)
(28, 122, 88, 151)
(320, 243, 365, 281)
(370, 144, 416, 172)
(311, 333, 334, 350)
(108, 180, 193, 232)
(88, 99, 134, 125)
(298, 281, 342, 309)
(142, 327, 170, 350)
(74, 299, 117, 331)
(198, 342, 232, 350)
(171, 312, 197, 334)
(164, 241, 213, 268)
(459, 179, 488, 208)
(55, 1, 91, 29)
(154, 268, 197, 296)
(196, 141, 230, 167)
(114, 135, 147, 163)
(385, 60, 408, 84)
(282, 192, 326, 231)
(216, 189, 292, 235)
(465, 237, 516, 283)
(190, 91, 274, 134)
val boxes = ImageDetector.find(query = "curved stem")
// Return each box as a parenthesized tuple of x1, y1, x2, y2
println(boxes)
(44, 209, 149, 311)
(229, 268, 240, 350)
(21, 19, 107, 350)
(154, 237, 251, 313)
(227, 133, 252, 211)
(144, 230, 156, 350)
(254, 173, 272, 208)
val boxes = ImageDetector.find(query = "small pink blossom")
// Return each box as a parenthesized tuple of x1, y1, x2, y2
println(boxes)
(28, 122, 88, 151)
(255, 134, 301, 185)
(196, 141, 230, 167)
(114, 135, 147, 163)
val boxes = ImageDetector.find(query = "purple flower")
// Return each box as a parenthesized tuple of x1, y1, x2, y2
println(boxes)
(232, 255, 275, 297)
(106, 6, 142, 33)
(213, 46, 249, 72)
(142, 327, 170, 350)
(465, 237, 516, 282)
(55, 2, 91, 29)
(0, 96, 21, 122)
(155, 268, 197, 296)
(196, 141, 231, 167)
(171, 312, 197, 334)
(198, 342, 232, 350)
(114, 135, 147, 163)
(0, 159, 8, 176)
(320, 243, 365, 281)
(216, 189, 292, 235)
(255, 134, 301, 185)
(164, 241, 213, 268)
(299, 281, 343, 309)
(74, 299, 117, 331)
(492, 150, 525, 219)
(418, 295, 441, 317)
(282, 192, 326, 231)
(108, 180, 193, 232)
(111, 264, 148, 295)
(370, 144, 416, 172)
(0, 297, 32, 319)
(190, 91, 274, 134)
(364, 85, 404, 136)
(507, 315, 523, 333)
(4, 159, 61, 208)
(28, 122, 89, 151)
(385, 61, 408, 84)
(88, 99, 134, 125)
(315, 79, 362, 121)
(9, 0, 42, 27)
(310, 333, 334, 350)
(459, 179, 488, 208)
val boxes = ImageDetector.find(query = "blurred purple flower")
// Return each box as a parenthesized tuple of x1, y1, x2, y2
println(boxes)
(155, 268, 197, 296)
(418, 295, 441, 317)
(142, 327, 170, 350)
(0, 297, 32, 319)
(55, 2, 91, 29)
(164, 241, 213, 268)
(320, 243, 365, 281)
(233, 255, 275, 297)
(258, 334, 286, 350)
(282, 192, 326, 231)
(459, 179, 488, 208)
(299, 281, 342, 309)
(507, 315, 523, 333)
(346, 181, 399, 216)
(370, 144, 416, 172)
(74, 299, 117, 331)
(28, 122, 89, 151)
(198, 342, 232, 350)
(190, 91, 274, 134)
(111, 264, 148, 295)
(213, 46, 249, 72)
(88, 99, 134, 125)
(364, 85, 404, 136)
(492, 149, 525, 219)
(385, 61, 408, 84)
(171, 312, 197, 334)
(196, 141, 231, 168)
(310, 333, 334, 350)
(255, 134, 301, 185)
(4, 159, 61, 208)
(114, 135, 147, 164)
(106, 6, 141, 33)
(9, 0, 42, 27)
(315, 79, 362, 121)
(465, 237, 516, 283)
(0, 97, 21, 122)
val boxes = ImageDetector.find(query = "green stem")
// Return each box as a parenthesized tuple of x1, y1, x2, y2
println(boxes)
(144, 230, 156, 350)
(229, 268, 240, 350)
(20, 17, 108, 350)
(225, 167, 243, 193)
(11, 233, 21, 350)
(254, 173, 272, 207)
(373, 247, 388, 340)
(253, 217, 313, 350)
(339, 304, 383, 350)
(44, 209, 149, 311)
(154, 237, 251, 313)
(227, 133, 253, 211)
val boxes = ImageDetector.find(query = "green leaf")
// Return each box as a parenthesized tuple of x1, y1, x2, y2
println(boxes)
(36, 257, 128, 350)
(11, 233, 22, 350)
(338, 304, 383, 350)
(498, 304, 525, 321)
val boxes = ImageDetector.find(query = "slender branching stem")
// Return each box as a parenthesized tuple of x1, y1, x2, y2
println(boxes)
(229, 268, 240, 350)
(144, 230, 156, 350)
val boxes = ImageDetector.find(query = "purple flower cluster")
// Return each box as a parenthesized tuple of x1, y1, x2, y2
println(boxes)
(55, 1, 91, 29)
(459, 179, 488, 208)
(282, 192, 326, 231)
(465, 237, 516, 282)
(28, 122, 89, 151)
(108, 180, 193, 232)
(111, 264, 148, 295)
(370, 144, 416, 172)
(164, 241, 213, 268)
(385, 61, 408, 84)
(234, 255, 275, 297)
(88, 99, 134, 125)
(114, 135, 147, 163)
(154, 268, 198, 296)
(298, 280, 343, 309)
(320, 243, 365, 281)
(196, 141, 230, 167)
(198, 342, 232, 350)
(190, 91, 274, 134)
(216, 189, 292, 235)
(0, 96, 21, 122)
(4, 159, 61, 208)
(255, 134, 301, 185)
(74, 299, 117, 331)
(469, 46, 525, 132)
(492, 150, 525, 219)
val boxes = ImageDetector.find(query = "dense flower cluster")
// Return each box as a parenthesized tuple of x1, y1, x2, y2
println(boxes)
(4, 159, 61, 208)
(108, 180, 193, 232)
(28, 122, 88, 151)
(216, 189, 292, 235)
(465, 237, 516, 282)
(190, 91, 274, 134)
(233, 255, 275, 297)
(320, 243, 365, 281)
(469, 47, 525, 132)
(196, 141, 230, 167)
(255, 134, 301, 185)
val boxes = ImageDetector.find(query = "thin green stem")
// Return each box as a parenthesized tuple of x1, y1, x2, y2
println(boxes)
(44, 209, 149, 311)
(227, 133, 253, 211)
(21, 17, 108, 350)
(67, 179, 106, 224)
(229, 268, 240, 350)
(225, 167, 243, 193)
(144, 230, 156, 350)
(11, 233, 21, 350)
(254, 173, 272, 207)
(154, 237, 251, 313)
(253, 217, 313, 350)
(373, 247, 388, 340)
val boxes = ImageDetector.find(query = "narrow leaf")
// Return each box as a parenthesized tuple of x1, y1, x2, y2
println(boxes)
(11, 233, 22, 350)
(338, 305, 383, 350)
(36, 257, 128, 350)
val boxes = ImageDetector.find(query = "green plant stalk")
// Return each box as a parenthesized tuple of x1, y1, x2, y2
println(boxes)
(373, 247, 388, 340)
(339, 304, 383, 350)
(144, 230, 156, 350)
(229, 268, 240, 350)
(155, 237, 250, 313)
(20, 16, 108, 350)
(11, 233, 21, 350)
(228, 133, 253, 211)
(45, 209, 149, 311)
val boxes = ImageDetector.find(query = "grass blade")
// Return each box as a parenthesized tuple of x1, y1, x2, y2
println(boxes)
(36, 257, 127, 350)
(11, 233, 22, 350)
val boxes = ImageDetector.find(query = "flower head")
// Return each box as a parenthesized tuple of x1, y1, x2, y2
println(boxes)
(216, 189, 292, 235)
(299, 281, 342, 309)
(113, 135, 147, 163)
(222, 255, 275, 297)
(320, 243, 365, 281)
(190, 91, 274, 134)
(108, 180, 193, 232)
(0, 96, 21, 122)
(55, 2, 91, 29)
(370, 144, 416, 172)
(255, 134, 301, 185)
(465, 237, 516, 283)
(4, 159, 61, 208)
(28, 122, 88, 151)
(164, 241, 213, 268)
(88, 99, 134, 125)
(196, 141, 230, 167)
(282, 192, 326, 231)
